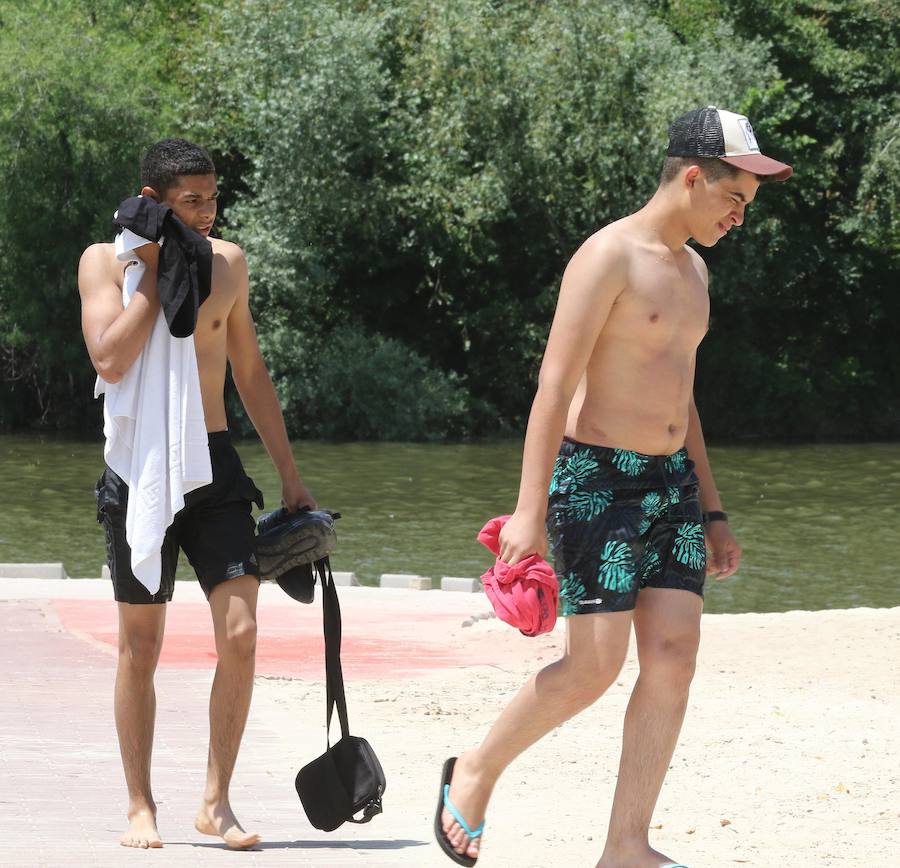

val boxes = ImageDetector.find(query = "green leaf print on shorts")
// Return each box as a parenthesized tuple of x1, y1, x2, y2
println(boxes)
(673, 522, 706, 570)
(667, 485, 681, 505)
(598, 540, 636, 593)
(665, 451, 686, 474)
(550, 449, 599, 496)
(548, 455, 566, 496)
(638, 490, 666, 533)
(567, 489, 614, 521)
(559, 572, 586, 615)
(638, 543, 661, 584)
(612, 448, 649, 477)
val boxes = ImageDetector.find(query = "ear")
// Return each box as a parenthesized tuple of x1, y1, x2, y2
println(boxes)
(683, 165, 701, 189)
(140, 185, 160, 201)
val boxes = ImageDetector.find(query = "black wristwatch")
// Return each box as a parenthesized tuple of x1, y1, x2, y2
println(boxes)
(702, 510, 729, 525)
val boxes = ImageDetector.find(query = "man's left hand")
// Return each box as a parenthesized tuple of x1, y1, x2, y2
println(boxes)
(705, 521, 741, 580)
(282, 477, 317, 513)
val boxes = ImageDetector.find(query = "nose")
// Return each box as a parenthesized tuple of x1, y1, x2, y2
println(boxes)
(731, 206, 745, 227)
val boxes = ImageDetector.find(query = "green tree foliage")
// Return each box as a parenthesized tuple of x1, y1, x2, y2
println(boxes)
(653, 0, 900, 438)
(0, 1, 189, 426)
(1, 0, 897, 440)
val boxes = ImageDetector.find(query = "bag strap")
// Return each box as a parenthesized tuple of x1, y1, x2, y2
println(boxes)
(316, 557, 350, 745)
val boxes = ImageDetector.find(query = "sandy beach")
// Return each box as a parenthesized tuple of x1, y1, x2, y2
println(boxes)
(0, 579, 897, 867)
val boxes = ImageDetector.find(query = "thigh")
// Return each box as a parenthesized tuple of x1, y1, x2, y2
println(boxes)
(642, 475, 706, 597)
(564, 609, 634, 675)
(178, 439, 262, 599)
(633, 587, 702, 666)
(548, 458, 644, 616)
(96, 468, 178, 604)
(208, 574, 260, 648)
(117, 599, 167, 663)
(179, 496, 260, 598)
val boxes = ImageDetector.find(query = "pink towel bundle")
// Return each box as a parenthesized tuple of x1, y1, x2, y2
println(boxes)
(477, 515, 558, 637)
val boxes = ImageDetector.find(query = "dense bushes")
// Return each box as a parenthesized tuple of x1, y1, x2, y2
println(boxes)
(1, 0, 897, 440)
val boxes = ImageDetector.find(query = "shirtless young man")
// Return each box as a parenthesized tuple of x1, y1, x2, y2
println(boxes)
(78, 139, 316, 850)
(436, 107, 792, 866)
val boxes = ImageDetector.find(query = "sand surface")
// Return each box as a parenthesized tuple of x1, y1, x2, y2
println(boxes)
(254, 605, 900, 868)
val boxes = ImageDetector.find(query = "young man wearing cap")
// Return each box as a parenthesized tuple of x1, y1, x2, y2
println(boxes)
(435, 107, 791, 867)
(78, 139, 316, 850)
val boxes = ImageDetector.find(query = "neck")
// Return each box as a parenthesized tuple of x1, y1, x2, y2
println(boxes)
(631, 186, 692, 252)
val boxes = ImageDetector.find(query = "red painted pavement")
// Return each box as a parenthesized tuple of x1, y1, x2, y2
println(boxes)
(51, 598, 508, 679)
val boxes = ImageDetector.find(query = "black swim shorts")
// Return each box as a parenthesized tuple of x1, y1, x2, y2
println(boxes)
(546, 437, 706, 615)
(95, 431, 264, 604)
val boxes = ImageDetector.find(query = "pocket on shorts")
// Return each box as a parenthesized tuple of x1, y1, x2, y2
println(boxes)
(237, 473, 264, 511)
(95, 469, 126, 523)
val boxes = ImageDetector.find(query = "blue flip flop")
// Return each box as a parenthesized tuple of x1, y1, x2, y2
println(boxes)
(434, 757, 484, 866)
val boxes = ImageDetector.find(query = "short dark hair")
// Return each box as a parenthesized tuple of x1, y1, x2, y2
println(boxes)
(140, 139, 215, 195)
(659, 156, 740, 185)
(659, 155, 775, 186)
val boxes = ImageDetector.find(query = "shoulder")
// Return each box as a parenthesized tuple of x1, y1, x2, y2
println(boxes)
(565, 221, 631, 286)
(684, 245, 709, 287)
(210, 237, 246, 265)
(79, 242, 115, 270)
(78, 242, 117, 285)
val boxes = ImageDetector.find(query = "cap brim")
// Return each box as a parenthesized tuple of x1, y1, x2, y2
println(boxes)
(720, 154, 793, 181)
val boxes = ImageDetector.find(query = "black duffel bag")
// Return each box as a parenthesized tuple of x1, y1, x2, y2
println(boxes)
(295, 559, 386, 831)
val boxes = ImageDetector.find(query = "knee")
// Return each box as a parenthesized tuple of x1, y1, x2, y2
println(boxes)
(217, 617, 257, 661)
(556, 649, 627, 709)
(639, 632, 700, 692)
(118, 632, 163, 678)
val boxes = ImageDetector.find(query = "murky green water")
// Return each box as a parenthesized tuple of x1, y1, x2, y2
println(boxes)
(1, 435, 898, 614)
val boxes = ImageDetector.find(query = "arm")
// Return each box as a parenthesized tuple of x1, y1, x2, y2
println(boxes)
(499, 234, 626, 564)
(225, 248, 316, 512)
(684, 399, 741, 579)
(78, 243, 161, 383)
(683, 248, 741, 580)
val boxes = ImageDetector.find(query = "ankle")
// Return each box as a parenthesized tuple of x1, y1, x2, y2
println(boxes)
(603, 832, 650, 853)
(201, 792, 232, 810)
(127, 801, 156, 820)
(458, 750, 500, 790)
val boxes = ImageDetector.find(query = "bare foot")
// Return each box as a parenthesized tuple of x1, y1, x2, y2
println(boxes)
(441, 752, 492, 862)
(195, 801, 260, 850)
(120, 808, 162, 849)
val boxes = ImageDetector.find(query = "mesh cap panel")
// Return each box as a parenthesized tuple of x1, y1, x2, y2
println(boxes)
(667, 107, 724, 157)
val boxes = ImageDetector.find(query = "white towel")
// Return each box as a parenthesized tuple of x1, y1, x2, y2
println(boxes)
(95, 228, 212, 594)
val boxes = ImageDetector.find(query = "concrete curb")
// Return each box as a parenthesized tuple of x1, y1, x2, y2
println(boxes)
(379, 573, 433, 590)
(0, 563, 68, 580)
(440, 576, 484, 593)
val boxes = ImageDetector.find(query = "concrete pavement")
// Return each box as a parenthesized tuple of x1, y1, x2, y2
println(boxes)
(0, 579, 503, 868)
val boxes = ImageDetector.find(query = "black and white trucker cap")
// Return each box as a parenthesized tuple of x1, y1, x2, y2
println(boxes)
(667, 106, 793, 181)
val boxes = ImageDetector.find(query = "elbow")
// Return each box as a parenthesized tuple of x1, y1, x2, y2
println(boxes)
(94, 357, 124, 385)
(535, 372, 575, 409)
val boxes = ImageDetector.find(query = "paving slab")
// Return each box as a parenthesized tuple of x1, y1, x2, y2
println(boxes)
(0, 579, 513, 868)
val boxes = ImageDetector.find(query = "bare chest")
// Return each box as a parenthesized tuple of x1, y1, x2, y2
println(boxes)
(114, 253, 237, 350)
(607, 252, 710, 351)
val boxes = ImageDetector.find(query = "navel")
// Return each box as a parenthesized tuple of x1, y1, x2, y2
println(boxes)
(212, 319, 222, 330)
(650, 313, 659, 323)
(668, 423, 677, 434)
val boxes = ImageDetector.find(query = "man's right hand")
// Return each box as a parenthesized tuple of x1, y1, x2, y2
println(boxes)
(498, 510, 548, 566)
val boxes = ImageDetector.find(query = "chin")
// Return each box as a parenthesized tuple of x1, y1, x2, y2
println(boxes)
(694, 235, 719, 248)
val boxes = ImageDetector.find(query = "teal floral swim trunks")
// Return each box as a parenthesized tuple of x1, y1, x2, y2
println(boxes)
(546, 437, 706, 615)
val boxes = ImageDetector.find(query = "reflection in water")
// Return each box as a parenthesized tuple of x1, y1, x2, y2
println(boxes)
(1, 435, 898, 614)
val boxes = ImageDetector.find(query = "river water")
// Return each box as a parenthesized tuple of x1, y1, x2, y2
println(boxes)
(1, 435, 898, 614)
